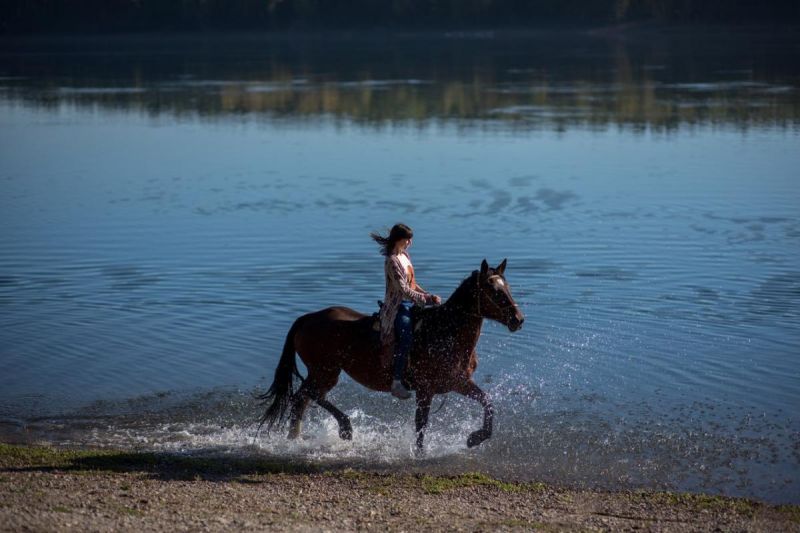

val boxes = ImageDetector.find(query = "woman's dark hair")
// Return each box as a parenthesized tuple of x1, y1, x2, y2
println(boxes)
(370, 223, 413, 256)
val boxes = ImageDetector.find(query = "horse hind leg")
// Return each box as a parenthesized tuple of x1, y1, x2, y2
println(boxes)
(287, 382, 312, 440)
(315, 396, 353, 440)
(303, 371, 352, 441)
(287, 380, 352, 441)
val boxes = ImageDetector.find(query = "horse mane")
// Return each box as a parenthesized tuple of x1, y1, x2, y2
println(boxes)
(446, 270, 479, 306)
(415, 269, 478, 323)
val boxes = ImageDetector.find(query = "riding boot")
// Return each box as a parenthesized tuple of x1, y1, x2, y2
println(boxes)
(391, 349, 411, 400)
(391, 379, 411, 400)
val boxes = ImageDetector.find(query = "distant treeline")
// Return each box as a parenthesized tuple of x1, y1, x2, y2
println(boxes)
(3, 0, 799, 34)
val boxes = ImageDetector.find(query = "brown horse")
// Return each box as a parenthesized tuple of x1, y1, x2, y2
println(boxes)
(258, 259, 524, 450)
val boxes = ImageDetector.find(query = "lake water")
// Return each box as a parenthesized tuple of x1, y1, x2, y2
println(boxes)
(1, 30, 798, 503)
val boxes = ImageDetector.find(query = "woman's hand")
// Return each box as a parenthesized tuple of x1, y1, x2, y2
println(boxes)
(431, 295, 442, 305)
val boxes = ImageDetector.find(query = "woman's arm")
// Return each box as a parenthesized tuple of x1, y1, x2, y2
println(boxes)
(388, 256, 432, 306)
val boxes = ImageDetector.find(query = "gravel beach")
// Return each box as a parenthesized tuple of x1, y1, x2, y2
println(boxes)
(1, 444, 797, 532)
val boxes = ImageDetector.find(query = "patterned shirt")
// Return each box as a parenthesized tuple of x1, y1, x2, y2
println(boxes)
(378, 251, 433, 346)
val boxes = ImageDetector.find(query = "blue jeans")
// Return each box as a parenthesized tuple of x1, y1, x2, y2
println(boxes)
(392, 301, 414, 380)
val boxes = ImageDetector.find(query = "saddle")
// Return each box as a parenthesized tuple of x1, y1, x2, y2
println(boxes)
(371, 301, 425, 333)
(372, 301, 424, 391)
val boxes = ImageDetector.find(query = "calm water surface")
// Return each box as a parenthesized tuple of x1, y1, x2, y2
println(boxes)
(1, 31, 798, 503)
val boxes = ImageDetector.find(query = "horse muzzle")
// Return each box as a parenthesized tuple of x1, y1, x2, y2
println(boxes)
(507, 314, 525, 332)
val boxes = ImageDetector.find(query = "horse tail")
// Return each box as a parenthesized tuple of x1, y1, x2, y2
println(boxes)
(257, 318, 304, 432)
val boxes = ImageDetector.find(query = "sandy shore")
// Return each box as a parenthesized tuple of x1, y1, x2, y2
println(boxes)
(0, 443, 797, 532)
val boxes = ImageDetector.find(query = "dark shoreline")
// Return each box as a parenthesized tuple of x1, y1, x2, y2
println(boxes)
(2, 23, 798, 43)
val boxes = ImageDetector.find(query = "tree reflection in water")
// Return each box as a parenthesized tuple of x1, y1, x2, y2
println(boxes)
(1, 30, 798, 132)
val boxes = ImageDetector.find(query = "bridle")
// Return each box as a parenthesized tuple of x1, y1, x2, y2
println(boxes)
(464, 274, 519, 320)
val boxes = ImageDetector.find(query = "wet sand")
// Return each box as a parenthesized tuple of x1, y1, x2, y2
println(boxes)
(1, 444, 797, 532)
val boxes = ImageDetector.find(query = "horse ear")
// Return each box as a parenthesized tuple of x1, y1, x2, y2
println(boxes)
(480, 259, 489, 276)
(497, 258, 507, 275)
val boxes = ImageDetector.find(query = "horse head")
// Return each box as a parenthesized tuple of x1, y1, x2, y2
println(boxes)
(477, 258, 525, 332)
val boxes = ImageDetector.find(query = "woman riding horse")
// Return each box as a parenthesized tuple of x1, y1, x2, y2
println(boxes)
(258, 235, 524, 450)
(370, 224, 442, 399)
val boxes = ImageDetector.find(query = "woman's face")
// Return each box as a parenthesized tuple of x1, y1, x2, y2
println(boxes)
(394, 236, 412, 252)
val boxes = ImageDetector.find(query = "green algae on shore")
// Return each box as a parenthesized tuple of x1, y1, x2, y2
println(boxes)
(1, 443, 798, 531)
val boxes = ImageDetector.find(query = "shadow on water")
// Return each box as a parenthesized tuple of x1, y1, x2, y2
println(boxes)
(1, 445, 326, 481)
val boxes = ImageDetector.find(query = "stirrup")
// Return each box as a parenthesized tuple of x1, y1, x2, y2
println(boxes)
(391, 379, 411, 400)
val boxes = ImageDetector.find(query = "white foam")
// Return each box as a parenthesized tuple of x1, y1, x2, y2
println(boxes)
(73, 405, 484, 467)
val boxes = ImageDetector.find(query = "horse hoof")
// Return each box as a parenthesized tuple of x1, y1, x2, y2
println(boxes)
(339, 427, 353, 441)
(287, 425, 301, 440)
(467, 430, 489, 448)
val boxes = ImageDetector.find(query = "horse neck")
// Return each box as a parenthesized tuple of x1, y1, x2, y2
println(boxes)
(444, 272, 479, 316)
(438, 274, 483, 360)
(437, 273, 483, 340)
(418, 274, 482, 370)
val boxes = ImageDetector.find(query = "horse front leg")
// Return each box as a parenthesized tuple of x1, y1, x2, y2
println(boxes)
(454, 379, 493, 448)
(414, 390, 433, 452)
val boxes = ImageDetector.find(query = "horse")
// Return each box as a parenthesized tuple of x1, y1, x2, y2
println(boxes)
(257, 258, 524, 450)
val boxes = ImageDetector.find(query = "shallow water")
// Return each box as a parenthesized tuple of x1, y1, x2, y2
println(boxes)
(0, 31, 798, 503)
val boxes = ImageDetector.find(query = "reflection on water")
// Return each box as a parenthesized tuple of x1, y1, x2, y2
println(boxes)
(1, 30, 799, 131)
(0, 31, 799, 504)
